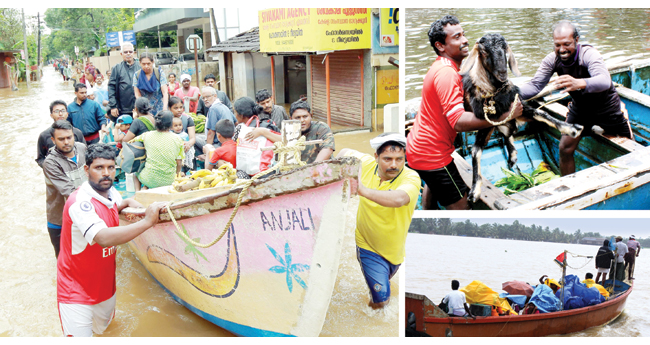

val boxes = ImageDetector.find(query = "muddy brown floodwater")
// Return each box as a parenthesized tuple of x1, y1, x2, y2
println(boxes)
(0, 67, 397, 337)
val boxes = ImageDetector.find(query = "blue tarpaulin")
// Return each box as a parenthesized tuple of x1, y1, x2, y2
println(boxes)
(499, 293, 528, 308)
(529, 284, 562, 313)
(556, 274, 605, 310)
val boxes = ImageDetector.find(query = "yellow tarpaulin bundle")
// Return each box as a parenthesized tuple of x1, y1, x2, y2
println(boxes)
(460, 280, 516, 315)
(582, 279, 610, 298)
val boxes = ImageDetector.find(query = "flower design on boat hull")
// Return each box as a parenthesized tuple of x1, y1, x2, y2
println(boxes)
(267, 242, 309, 293)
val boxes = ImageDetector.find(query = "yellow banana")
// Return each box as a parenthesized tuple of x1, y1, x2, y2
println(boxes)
(191, 169, 212, 179)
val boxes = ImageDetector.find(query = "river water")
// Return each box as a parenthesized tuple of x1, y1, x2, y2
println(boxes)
(406, 232, 650, 336)
(405, 8, 650, 100)
(0, 68, 397, 337)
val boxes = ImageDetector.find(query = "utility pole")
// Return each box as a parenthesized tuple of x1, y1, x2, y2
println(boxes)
(22, 8, 30, 88)
(157, 26, 162, 51)
(37, 12, 41, 81)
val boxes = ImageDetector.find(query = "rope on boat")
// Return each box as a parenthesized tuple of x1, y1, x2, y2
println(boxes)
(165, 137, 309, 248)
(565, 251, 594, 270)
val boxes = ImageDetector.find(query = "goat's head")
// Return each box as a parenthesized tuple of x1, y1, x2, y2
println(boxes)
(463, 33, 521, 83)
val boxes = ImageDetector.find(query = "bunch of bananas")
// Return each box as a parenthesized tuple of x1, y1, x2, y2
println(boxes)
(168, 163, 238, 193)
(189, 113, 207, 133)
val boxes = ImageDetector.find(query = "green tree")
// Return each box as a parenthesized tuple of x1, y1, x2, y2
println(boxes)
(43, 8, 135, 58)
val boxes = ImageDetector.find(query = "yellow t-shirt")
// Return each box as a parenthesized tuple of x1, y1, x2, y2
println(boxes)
(345, 150, 421, 265)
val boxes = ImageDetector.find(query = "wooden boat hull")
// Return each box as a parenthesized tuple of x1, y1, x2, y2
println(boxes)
(406, 281, 632, 337)
(120, 158, 360, 336)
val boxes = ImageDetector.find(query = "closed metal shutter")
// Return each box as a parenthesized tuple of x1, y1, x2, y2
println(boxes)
(310, 50, 363, 127)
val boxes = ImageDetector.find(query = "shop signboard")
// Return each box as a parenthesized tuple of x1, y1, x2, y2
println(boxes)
(106, 30, 137, 48)
(379, 8, 398, 47)
(377, 68, 398, 105)
(259, 8, 371, 52)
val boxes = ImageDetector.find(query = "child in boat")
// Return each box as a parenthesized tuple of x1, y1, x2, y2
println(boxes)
(115, 115, 132, 149)
(206, 119, 237, 171)
(171, 117, 194, 173)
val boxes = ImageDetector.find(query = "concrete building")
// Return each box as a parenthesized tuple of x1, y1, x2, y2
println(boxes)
(205, 8, 399, 132)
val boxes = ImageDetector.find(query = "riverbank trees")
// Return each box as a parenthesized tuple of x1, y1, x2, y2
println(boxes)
(409, 218, 650, 247)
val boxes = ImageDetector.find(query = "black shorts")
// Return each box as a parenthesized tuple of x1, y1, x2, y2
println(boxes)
(414, 160, 469, 208)
(567, 111, 633, 139)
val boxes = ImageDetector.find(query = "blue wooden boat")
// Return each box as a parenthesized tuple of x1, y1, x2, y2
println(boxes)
(406, 58, 650, 210)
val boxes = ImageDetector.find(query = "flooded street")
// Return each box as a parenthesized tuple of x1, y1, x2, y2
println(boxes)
(0, 68, 396, 337)
(406, 8, 650, 100)
(407, 233, 650, 336)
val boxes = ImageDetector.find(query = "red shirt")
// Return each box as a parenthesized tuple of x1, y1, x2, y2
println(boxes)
(57, 182, 122, 304)
(406, 56, 465, 171)
(174, 87, 201, 113)
(209, 139, 237, 168)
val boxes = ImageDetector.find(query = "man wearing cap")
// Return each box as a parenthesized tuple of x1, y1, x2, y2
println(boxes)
(624, 235, 641, 280)
(610, 236, 628, 281)
(174, 74, 201, 113)
(337, 133, 421, 309)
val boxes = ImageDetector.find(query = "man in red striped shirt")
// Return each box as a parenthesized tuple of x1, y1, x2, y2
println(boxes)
(406, 15, 523, 210)
(57, 143, 167, 336)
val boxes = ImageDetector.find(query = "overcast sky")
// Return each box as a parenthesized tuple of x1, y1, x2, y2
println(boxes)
(448, 218, 650, 238)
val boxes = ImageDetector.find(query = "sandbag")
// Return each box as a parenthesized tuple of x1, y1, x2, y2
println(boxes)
(117, 141, 146, 174)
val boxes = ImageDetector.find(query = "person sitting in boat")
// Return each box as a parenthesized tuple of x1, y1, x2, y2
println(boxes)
(131, 111, 185, 190)
(519, 20, 633, 176)
(595, 239, 615, 286)
(405, 14, 523, 210)
(289, 99, 335, 164)
(442, 280, 474, 318)
(57, 143, 167, 336)
(206, 119, 237, 171)
(624, 235, 641, 280)
(582, 273, 609, 298)
(337, 133, 421, 309)
(539, 275, 562, 293)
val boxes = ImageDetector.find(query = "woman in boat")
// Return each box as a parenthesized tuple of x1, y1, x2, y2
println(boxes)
(131, 110, 185, 190)
(121, 97, 156, 144)
(133, 52, 169, 115)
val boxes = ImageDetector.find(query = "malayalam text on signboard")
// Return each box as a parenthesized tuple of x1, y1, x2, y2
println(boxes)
(259, 8, 371, 52)
(379, 8, 399, 47)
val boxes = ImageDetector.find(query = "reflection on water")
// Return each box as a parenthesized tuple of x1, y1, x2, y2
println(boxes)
(406, 233, 650, 336)
(0, 68, 396, 336)
(406, 8, 650, 100)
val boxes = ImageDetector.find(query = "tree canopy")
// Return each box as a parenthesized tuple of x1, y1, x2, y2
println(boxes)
(43, 8, 135, 59)
(409, 218, 650, 247)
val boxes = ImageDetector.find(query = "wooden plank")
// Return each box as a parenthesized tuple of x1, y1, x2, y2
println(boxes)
(451, 151, 507, 209)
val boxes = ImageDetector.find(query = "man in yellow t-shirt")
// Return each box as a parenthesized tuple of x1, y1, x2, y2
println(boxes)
(338, 133, 421, 309)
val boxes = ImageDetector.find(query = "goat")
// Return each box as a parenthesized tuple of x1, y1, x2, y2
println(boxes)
(460, 33, 583, 203)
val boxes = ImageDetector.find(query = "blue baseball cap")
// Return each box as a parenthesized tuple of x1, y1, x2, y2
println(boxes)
(117, 115, 133, 124)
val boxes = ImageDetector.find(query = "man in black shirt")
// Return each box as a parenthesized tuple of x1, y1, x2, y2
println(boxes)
(36, 100, 86, 168)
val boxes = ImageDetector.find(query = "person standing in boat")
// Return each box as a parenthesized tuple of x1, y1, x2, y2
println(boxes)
(337, 133, 421, 309)
(42, 120, 88, 258)
(57, 143, 167, 337)
(405, 15, 523, 210)
(442, 280, 474, 317)
(624, 235, 641, 280)
(610, 236, 628, 281)
(595, 239, 615, 286)
(519, 20, 634, 176)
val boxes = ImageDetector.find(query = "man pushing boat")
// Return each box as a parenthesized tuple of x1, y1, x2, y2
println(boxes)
(57, 143, 167, 336)
(338, 133, 421, 309)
